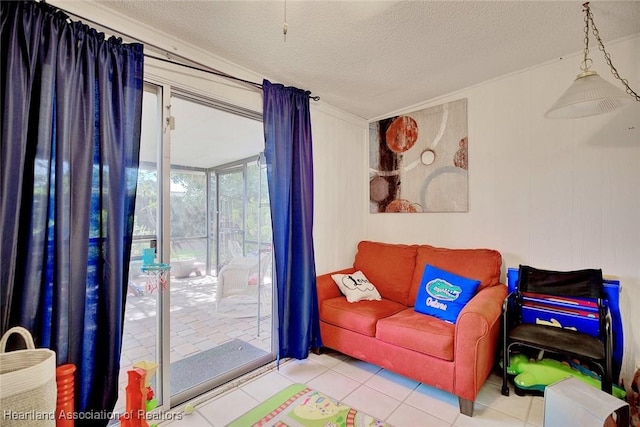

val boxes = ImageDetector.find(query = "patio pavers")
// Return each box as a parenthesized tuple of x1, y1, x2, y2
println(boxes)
(113, 271, 273, 415)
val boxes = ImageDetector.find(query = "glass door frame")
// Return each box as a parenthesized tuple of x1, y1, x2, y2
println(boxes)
(162, 86, 275, 408)
(124, 78, 172, 414)
(128, 79, 277, 411)
(158, 78, 172, 411)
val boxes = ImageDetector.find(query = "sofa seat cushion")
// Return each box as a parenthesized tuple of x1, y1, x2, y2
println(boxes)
(409, 245, 502, 303)
(353, 241, 417, 306)
(376, 308, 455, 360)
(320, 297, 407, 337)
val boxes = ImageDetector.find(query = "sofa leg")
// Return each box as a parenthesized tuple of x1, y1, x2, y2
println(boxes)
(458, 397, 474, 417)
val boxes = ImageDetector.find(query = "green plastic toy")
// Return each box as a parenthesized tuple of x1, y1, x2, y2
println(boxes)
(506, 354, 626, 399)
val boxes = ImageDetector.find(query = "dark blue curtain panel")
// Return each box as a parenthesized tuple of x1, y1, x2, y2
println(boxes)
(0, 1, 143, 424)
(262, 80, 322, 361)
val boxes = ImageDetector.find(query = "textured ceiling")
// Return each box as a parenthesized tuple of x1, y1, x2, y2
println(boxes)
(91, 0, 640, 120)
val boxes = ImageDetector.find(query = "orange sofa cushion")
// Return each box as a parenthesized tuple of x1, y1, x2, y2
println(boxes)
(376, 308, 455, 360)
(353, 241, 417, 305)
(320, 297, 406, 337)
(409, 245, 502, 304)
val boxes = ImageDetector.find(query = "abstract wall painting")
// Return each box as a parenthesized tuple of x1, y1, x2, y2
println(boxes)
(369, 98, 468, 213)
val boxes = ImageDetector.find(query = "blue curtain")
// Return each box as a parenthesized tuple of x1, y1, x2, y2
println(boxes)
(0, 1, 143, 423)
(262, 80, 322, 360)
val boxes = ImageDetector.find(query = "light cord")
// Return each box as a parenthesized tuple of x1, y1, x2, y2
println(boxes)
(283, 0, 288, 42)
(583, 2, 640, 101)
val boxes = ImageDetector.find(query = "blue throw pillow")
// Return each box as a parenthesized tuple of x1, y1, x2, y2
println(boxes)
(414, 264, 481, 323)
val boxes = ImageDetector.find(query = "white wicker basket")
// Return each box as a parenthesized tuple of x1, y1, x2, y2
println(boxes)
(0, 326, 57, 427)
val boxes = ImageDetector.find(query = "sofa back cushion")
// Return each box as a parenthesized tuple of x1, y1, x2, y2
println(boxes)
(409, 245, 502, 304)
(353, 241, 417, 305)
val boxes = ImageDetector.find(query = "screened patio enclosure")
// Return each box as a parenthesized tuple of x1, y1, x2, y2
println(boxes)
(130, 91, 272, 283)
(129, 156, 272, 284)
(114, 87, 275, 415)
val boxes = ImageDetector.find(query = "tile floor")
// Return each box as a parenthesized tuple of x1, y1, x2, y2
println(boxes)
(158, 350, 544, 427)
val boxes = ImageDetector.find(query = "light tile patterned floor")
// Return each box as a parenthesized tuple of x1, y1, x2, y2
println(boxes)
(157, 351, 544, 427)
(117, 275, 542, 427)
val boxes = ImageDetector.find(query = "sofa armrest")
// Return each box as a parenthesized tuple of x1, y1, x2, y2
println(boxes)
(316, 268, 355, 304)
(454, 283, 508, 400)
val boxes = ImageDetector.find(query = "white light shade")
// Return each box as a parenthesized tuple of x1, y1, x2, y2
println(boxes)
(545, 71, 634, 119)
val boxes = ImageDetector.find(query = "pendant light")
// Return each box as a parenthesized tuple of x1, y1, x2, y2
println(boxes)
(544, 2, 639, 119)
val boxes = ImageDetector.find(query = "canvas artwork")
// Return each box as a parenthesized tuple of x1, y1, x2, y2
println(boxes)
(369, 98, 468, 213)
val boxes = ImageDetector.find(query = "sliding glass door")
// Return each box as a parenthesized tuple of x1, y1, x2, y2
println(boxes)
(168, 93, 274, 405)
(116, 85, 274, 415)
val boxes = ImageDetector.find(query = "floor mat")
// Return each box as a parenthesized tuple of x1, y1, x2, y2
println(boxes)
(227, 383, 393, 426)
(170, 339, 267, 395)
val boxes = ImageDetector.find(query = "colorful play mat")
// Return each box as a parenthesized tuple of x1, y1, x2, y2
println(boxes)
(227, 383, 392, 427)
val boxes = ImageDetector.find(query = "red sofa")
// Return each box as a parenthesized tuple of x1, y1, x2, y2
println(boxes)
(316, 241, 507, 417)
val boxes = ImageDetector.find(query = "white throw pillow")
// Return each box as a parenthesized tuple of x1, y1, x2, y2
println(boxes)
(330, 271, 382, 303)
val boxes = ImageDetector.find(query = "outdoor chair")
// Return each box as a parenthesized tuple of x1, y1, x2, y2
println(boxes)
(214, 250, 272, 314)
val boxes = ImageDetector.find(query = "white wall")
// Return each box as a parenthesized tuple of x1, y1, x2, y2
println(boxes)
(367, 34, 640, 386)
(312, 106, 369, 274)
